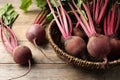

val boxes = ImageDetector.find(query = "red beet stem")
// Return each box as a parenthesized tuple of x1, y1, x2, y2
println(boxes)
(69, 3, 90, 36)
(3, 23, 18, 47)
(114, 7, 120, 33)
(72, 1, 91, 34)
(54, 1, 64, 31)
(64, 8, 73, 35)
(59, 0, 70, 37)
(93, 0, 108, 25)
(0, 19, 18, 53)
(69, 1, 96, 37)
(47, 0, 73, 39)
(34, 10, 48, 24)
(97, 0, 108, 24)
(104, 4, 120, 36)
(53, 0, 68, 36)
(75, 21, 80, 28)
(47, 0, 67, 39)
(34, 11, 44, 24)
(82, 3, 96, 35)
(95, 0, 100, 22)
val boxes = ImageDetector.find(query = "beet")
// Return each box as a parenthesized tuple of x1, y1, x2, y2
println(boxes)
(0, 19, 33, 80)
(104, 3, 120, 60)
(47, 0, 87, 58)
(26, 10, 49, 46)
(108, 38, 120, 60)
(13, 45, 32, 64)
(26, 24, 46, 45)
(69, 1, 111, 68)
(65, 36, 86, 57)
(87, 35, 111, 58)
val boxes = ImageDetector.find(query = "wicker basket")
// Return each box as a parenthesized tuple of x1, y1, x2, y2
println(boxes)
(47, 19, 120, 71)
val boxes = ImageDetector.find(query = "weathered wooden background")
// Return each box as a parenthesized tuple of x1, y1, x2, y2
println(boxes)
(0, 0, 120, 80)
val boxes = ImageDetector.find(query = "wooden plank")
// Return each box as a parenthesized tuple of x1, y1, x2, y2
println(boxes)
(0, 64, 113, 80)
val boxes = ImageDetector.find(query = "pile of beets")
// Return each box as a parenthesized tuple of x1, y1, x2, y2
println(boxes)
(46, 0, 120, 68)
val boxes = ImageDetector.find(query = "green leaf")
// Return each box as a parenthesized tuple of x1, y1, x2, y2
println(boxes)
(20, 0, 32, 12)
(36, 0, 47, 9)
(47, 12, 54, 21)
(0, 3, 13, 17)
(0, 3, 19, 27)
(77, 0, 86, 7)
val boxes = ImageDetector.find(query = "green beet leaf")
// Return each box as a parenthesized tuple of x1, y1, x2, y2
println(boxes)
(20, 0, 32, 12)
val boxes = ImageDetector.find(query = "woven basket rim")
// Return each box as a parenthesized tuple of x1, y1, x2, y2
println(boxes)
(47, 18, 120, 67)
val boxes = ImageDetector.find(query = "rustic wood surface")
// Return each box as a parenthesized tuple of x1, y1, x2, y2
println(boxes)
(0, 0, 120, 80)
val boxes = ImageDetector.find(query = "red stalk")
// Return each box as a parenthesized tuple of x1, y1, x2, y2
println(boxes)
(68, 3, 90, 37)
(104, 4, 120, 36)
(58, 0, 69, 37)
(53, 1, 66, 35)
(69, 1, 96, 37)
(72, 1, 92, 34)
(93, 0, 108, 25)
(34, 11, 48, 24)
(2, 29, 13, 50)
(47, 0, 72, 39)
(64, 9, 73, 35)
(93, 0, 96, 19)
(82, 3, 96, 35)
(114, 9, 120, 33)
(34, 11, 44, 24)
(95, 0, 100, 22)
(4, 24, 18, 48)
(75, 21, 80, 28)
(0, 28, 13, 53)
(107, 11, 111, 35)
(47, 0, 67, 39)
(97, 0, 108, 24)
(0, 19, 18, 53)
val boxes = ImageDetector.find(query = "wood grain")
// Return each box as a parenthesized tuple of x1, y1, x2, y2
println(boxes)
(0, 0, 119, 80)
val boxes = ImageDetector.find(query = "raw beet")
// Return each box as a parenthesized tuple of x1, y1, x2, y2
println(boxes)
(108, 38, 120, 60)
(26, 24, 46, 45)
(13, 45, 32, 64)
(65, 36, 86, 57)
(87, 34, 111, 58)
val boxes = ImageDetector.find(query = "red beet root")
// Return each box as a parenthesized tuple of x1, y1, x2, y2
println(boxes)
(26, 10, 49, 46)
(13, 45, 32, 64)
(26, 24, 46, 45)
(65, 36, 86, 56)
(69, 1, 110, 68)
(87, 35, 111, 58)
(47, 0, 86, 57)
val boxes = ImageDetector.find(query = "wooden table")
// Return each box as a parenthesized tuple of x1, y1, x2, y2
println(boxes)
(0, 0, 120, 80)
